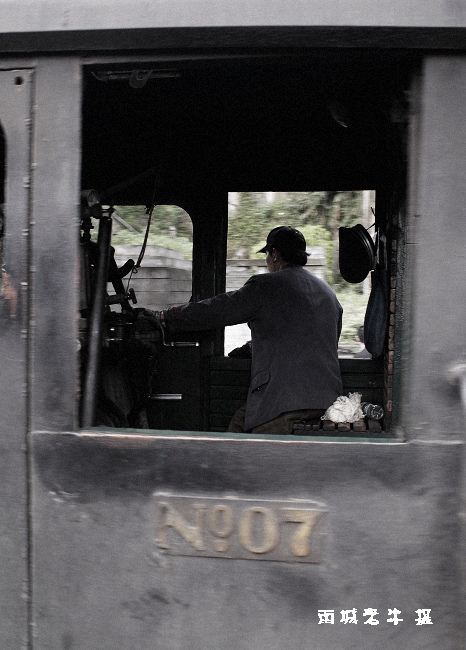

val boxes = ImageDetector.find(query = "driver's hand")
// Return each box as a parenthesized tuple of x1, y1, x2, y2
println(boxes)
(134, 308, 165, 325)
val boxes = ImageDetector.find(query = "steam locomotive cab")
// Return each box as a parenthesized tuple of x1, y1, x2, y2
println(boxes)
(76, 54, 411, 435)
(0, 9, 465, 650)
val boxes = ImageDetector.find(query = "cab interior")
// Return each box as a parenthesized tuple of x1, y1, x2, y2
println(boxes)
(78, 50, 417, 434)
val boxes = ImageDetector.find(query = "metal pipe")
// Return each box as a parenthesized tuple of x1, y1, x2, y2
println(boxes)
(81, 216, 112, 428)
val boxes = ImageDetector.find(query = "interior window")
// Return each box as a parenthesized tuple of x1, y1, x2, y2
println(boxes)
(225, 191, 375, 358)
(79, 202, 193, 428)
(110, 204, 193, 311)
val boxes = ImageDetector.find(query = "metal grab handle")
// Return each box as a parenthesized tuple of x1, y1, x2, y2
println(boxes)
(82, 216, 113, 428)
(149, 393, 182, 401)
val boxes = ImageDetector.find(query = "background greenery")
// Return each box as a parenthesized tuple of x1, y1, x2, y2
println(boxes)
(110, 204, 194, 259)
(111, 192, 371, 352)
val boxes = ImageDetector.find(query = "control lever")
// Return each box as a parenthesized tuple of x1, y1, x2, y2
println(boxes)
(106, 288, 137, 306)
(152, 314, 199, 348)
(135, 308, 199, 347)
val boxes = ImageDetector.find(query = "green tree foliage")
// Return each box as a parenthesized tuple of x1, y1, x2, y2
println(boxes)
(227, 192, 269, 258)
(256, 191, 363, 233)
(228, 192, 369, 351)
(335, 286, 368, 354)
(109, 193, 365, 267)
(107, 193, 369, 352)
(229, 191, 365, 265)
(110, 204, 193, 259)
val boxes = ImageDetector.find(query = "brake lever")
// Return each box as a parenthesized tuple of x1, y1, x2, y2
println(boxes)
(153, 318, 199, 348)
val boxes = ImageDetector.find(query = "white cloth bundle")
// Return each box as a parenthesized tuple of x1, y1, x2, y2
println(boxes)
(321, 392, 364, 423)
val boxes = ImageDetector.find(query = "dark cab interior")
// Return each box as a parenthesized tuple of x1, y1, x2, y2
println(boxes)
(78, 50, 416, 433)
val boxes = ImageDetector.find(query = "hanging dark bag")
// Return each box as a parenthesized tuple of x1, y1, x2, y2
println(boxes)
(364, 261, 389, 358)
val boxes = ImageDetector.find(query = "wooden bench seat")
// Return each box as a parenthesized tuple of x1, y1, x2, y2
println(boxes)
(291, 417, 382, 436)
(207, 356, 385, 435)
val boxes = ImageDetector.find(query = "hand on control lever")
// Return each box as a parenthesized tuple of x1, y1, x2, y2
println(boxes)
(134, 308, 165, 326)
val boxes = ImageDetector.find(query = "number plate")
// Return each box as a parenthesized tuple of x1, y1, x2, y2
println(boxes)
(154, 494, 326, 563)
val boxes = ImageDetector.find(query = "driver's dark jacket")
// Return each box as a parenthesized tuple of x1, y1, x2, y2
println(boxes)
(164, 266, 343, 431)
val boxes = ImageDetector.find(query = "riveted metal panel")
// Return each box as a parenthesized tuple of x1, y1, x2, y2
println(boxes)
(0, 68, 32, 650)
(29, 58, 82, 432)
(31, 431, 462, 649)
(17, 37, 466, 650)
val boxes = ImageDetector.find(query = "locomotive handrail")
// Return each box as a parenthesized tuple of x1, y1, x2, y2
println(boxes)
(81, 216, 113, 429)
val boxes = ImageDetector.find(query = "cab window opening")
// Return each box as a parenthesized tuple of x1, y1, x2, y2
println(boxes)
(110, 204, 193, 312)
(225, 191, 375, 359)
(79, 199, 193, 429)
(78, 189, 393, 436)
(79, 55, 405, 436)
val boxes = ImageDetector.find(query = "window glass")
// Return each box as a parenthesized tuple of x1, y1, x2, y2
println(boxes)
(225, 191, 375, 358)
(79, 203, 193, 428)
(110, 204, 193, 311)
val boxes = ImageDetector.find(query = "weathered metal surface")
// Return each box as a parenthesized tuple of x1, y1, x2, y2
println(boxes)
(31, 431, 462, 649)
(0, 69, 32, 649)
(403, 56, 466, 441)
(0, 20, 461, 650)
(29, 58, 82, 432)
(0, 0, 464, 56)
(1, 0, 466, 35)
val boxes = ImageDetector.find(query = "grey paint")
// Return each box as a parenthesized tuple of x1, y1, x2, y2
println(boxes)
(0, 1, 465, 53)
(1, 0, 466, 31)
(404, 56, 466, 441)
(30, 58, 82, 432)
(0, 25, 460, 650)
(0, 69, 32, 649)
(32, 431, 462, 650)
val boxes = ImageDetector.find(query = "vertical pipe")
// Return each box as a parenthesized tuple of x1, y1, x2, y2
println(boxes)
(81, 216, 112, 428)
